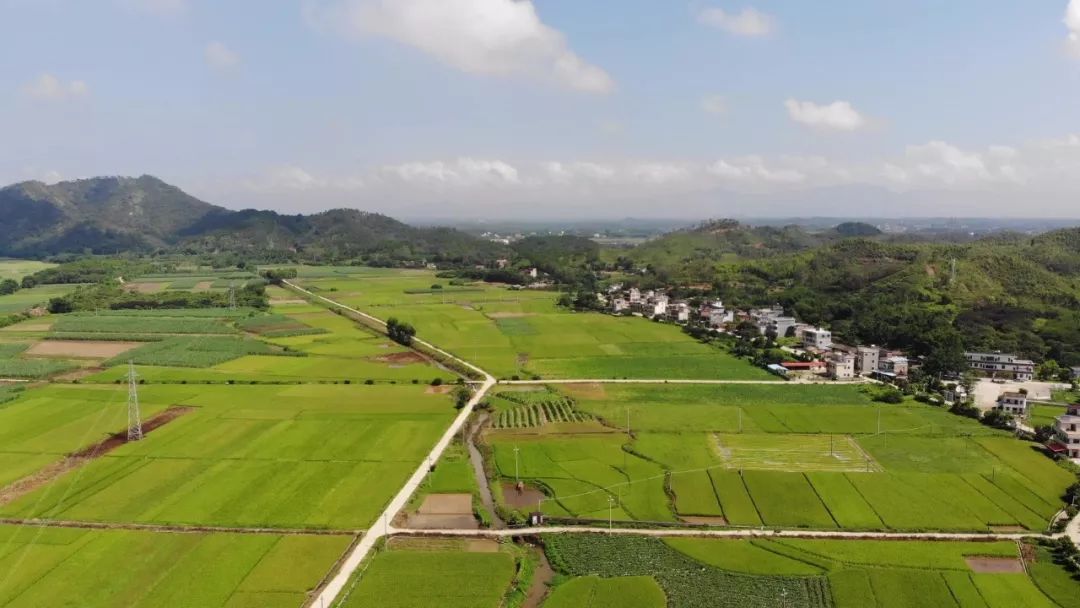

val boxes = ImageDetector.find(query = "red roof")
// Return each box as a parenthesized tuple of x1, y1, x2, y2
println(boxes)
(1047, 441, 1069, 454)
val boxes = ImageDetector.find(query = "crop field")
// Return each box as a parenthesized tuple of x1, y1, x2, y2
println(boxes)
(297, 271, 773, 380)
(0, 383, 457, 529)
(0, 342, 78, 378)
(340, 539, 518, 608)
(237, 313, 329, 337)
(540, 537, 1062, 608)
(486, 383, 1074, 531)
(492, 391, 596, 429)
(0, 525, 349, 608)
(0, 284, 76, 315)
(52, 314, 237, 335)
(103, 336, 296, 368)
(0, 259, 54, 281)
(543, 576, 667, 608)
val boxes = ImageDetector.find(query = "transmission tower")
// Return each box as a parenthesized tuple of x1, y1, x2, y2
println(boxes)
(228, 282, 237, 310)
(949, 258, 957, 286)
(126, 361, 143, 442)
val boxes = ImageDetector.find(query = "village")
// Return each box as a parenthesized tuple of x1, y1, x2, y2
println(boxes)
(600, 283, 1080, 463)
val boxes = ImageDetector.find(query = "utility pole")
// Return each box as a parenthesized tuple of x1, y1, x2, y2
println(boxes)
(877, 409, 881, 435)
(830, 434, 834, 457)
(738, 408, 743, 433)
(608, 495, 614, 529)
(126, 362, 143, 442)
(514, 446, 520, 484)
(626, 408, 631, 437)
(228, 282, 237, 310)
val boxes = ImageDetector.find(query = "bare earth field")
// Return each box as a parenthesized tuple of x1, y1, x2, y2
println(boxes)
(26, 340, 142, 359)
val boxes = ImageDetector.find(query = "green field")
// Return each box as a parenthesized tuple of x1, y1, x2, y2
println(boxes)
(543, 534, 1064, 608)
(0, 525, 349, 608)
(340, 539, 518, 608)
(486, 383, 1074, 531)
(0, 383, 456, 529)
(0, 284, 76, 315)
(543, 576, 666, 608)
(0, 259, 54, 281)
(297, 270, 773, 380)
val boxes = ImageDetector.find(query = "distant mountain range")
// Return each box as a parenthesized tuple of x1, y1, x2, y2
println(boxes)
(0, 176, 503, 261)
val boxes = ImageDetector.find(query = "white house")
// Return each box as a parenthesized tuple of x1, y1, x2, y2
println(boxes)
(1050, 404, 1080, 462)
(965, 352, 1035, 381)
(612, 298, 630, 313)
(1071, 366, 1080, 380)
(802, 327, 833, 350)
(856, 346, 881, 375)
(880, 356, 909, 378)
(827, 352, 856, 380)
(628, 288, 642, 303)
(994, 392, 1029, 417)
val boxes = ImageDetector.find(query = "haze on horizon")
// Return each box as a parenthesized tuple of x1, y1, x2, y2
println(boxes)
(3, 0, 1080, 220)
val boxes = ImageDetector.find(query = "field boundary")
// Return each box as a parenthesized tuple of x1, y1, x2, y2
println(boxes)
(0, 517, 358, 536)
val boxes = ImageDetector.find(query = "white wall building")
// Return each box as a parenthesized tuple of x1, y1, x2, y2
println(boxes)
(802, 327, 833, 350)
(1051, 404, 1080, 461)
(827, 352, 856, 380)
(965, 352, 1035, 381)
(994, 392, 1029, 417)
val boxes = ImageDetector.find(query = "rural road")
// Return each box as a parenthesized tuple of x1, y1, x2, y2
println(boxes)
(501, 379, 789, 385)
(285, 282, 497, 608)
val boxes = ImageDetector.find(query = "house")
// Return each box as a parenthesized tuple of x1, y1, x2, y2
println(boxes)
(827, 352, 856, 380)
(650, 299, 668, 317)
(524, 268, 539, 279)
(964, 352, 1035, 381)
(880, 356, 909, 377)
(495, 259, 510, 269)
(671, 302, 691, 323)
(856, 346, 881, 375)
(1072, 366, 1080, 380)
(612, 298, 630, 313)
(628, 288, 642, 304)
(1048, 404, 1080, 461)
(781, 361, 826, 375)
(994, 392, 1029, 417)
(801, 327, 833, 350)
(766, 363, 789, 377)
(943, 384, 968, 405)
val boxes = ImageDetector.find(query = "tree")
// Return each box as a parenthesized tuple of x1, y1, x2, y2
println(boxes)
(47, 297, 74, 314)
(451, 385, 472, 410)
(0, 279, 18, 296)
(386, 317, 416, 346)
(981, 409, 1015, 430)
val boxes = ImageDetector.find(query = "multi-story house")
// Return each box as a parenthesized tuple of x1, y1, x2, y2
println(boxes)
(965, 352, 1035, 381)
(880, 356, 909, 378)
(827, 352, 856, 380)
(1050, 404, 1080, 461)
(994, 392, 1029, 417)
(801, 327, 833, 350)
(856, 346, 881, 375)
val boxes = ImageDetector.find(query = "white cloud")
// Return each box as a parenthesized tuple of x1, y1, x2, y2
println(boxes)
(20, 73, 89, 102)
(785, 99, 867, 132)
(244, 165, 365, 192)
(700, 95, 727, 115)
(117, 0, 187, 16)
(304, 0, 614, 93)
(708, 157, 807, 184)
(1066, 0, 1080, 57)
(697, 7, 774, 37)
(379, 158, 521, 187)
(205, 42, 241, 71)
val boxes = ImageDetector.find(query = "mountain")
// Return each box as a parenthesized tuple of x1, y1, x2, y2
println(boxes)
(0, 176, 504, 261)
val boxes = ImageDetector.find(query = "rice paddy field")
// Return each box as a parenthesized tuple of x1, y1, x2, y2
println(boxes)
(295, 269, 773, 380)
(338, 538, 520, 608)
(540, 534, 1071, 608)
(0, 285, 77, 315)
(0, 525, 349, 608)
(486, 383, 1076, 531)
(0, 259, 55, 281)
(0, 383, 457, 529)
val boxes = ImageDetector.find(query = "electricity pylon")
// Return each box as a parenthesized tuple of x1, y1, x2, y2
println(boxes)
(127, 361, 143, 442)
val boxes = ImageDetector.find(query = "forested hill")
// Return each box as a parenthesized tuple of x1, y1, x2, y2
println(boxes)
(633, 225, 1080, 369)
(0, 176, 504, 262)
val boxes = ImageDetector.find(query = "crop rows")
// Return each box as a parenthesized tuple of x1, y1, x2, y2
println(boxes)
(494, 398, 594, 429)
(543, 534, 831, 608)
(53, 315, 237, 335)
(105, 336, 301, 368)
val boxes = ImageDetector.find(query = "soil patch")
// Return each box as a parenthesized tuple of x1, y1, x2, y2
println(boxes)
(418, 493, 472, 515)
(0, 406, 195, 506)
(270, 298, 307, 305)
(124, 282, 164, 294)
(27, 340, 141, 359)
(965, 556, 1024, 573)
(405, 514, 478, 530)
(425, 385, 452, 395)
(465, 539, 500, 553)
(502, 483, 546, 510)
(1, 323, 52, 332)
(487, 312, 537, 319)
(53, 367, 104, 382)
(680, 515, 729, 526)
(193, 281, 214, 292)
(372, 351, 427, 365)
(561, 383, 607, 400)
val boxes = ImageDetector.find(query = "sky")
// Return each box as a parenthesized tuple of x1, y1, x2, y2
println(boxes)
(2, 0, 1080, 219)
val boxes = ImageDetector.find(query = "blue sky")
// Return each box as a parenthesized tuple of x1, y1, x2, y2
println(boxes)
(2, 0, 1080, 218)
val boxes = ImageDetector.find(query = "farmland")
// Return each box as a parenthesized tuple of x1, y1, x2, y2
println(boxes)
(0, 259, 54, 281)
(0, 383, 457, 529)
(339, 538, 519, 608)
(538, 534, 1067, 608)
(295, 270, 773, 380)
(0, 525, 349, 608)
(485, 383, 1075, 531)
(0, 284, 76, 315)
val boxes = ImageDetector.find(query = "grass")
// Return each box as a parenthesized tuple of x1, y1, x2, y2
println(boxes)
(715, 433, 877, 472)
(340, 540, 517, 608)
(0, 525, 349, 608)
(543, 576, 667, 608)
(104, 336, 294, 368)
(0, 259, 54, 281)
(52, 315, 237, 335)
(0, 383, 457, 529)
(0, 284, 76, 314)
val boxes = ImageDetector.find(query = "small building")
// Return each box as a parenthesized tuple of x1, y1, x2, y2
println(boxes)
(995, 392, 1029, 417)
(628, 288, 642, 304)
(781, 361, 826, 375)
(964, 352, 1035, 381)
(1049, 404, 1080, 461)
(671, 302, 691, 323)
(880, 356, 909, 378)
(496, 259, 510, 269)
(801, 327, 833, 350)
(766, 363, 789, 377)
(1072, 366, 1080, 380)
(943, 384, 968, 405)
(524, 268, 539, 279)
(856, 346, 881, 375)
(827, 352, 856, 380)
(612, 298, 630, 313)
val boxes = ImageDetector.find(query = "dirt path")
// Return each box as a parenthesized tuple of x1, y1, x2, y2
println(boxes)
(467, 412, 505, 529)
(0, 406, 195, 507)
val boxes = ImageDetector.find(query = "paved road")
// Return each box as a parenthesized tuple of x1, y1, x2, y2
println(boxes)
(500, 379, 788, 385)
(285, 281, 497, 608)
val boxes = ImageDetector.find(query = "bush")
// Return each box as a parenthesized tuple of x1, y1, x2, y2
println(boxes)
(431, 378, 443, 386)
(364, 379, 375, 385)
